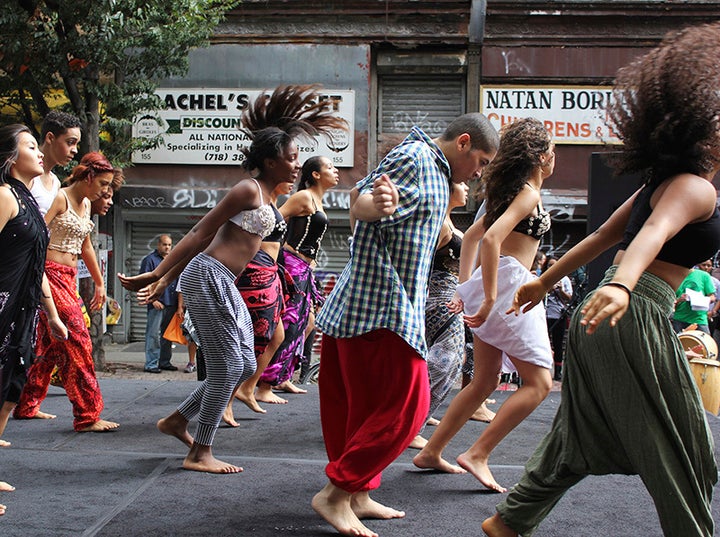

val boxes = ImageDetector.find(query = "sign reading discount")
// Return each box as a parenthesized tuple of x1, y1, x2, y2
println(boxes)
(480, 86, 621, 145)
(132, 88, 355, 166)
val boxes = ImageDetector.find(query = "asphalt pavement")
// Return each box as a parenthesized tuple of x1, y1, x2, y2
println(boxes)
(0, 342, 718, 536)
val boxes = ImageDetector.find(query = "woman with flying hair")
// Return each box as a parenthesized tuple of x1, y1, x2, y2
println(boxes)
(413, 117, 556, 492)
(119, 85, 345, 474)
(484, 22, 720, 537)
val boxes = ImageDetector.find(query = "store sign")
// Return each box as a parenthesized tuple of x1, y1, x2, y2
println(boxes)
(132, 88, 355, 166)
(480, 86, 621, 145)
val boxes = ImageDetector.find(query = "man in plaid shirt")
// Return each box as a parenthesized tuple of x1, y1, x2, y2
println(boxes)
(313, 114, 499, 537)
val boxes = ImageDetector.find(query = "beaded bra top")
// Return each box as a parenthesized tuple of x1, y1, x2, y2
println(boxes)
(47, 190, 94, 255)
(229, 178, 277, 239)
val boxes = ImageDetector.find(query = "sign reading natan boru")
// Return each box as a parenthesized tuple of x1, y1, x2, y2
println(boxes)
(132, 88, 355, 166)
(481, 86, 622, 145)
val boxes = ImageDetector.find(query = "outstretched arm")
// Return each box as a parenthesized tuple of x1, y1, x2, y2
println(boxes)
(119, 179, 261, 302)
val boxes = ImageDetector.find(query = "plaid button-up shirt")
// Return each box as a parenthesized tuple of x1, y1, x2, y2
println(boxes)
(316, 127, 451, 358)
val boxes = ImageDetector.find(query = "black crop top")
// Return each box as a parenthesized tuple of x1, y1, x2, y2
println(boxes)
(263, 203, 287, 244)
(285, 201, 328, 260)
(432, 232, 462, 276)
(618, 182, 720, 268)
(513, 205, 551, 240)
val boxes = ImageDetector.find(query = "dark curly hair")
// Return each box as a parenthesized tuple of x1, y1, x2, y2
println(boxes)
(605, 21, 720, 186)
(240, 85, 348, 172)
(482, 117, 551, 229)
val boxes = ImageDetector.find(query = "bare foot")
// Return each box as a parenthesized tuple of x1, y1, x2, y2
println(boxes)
(481, 513, 517, 536)
(255, 385, 288, 404)
(412, 450, 467, 474)
(0, 504, 6, 516)
(351, 492, 405, 520)
(183, 452, 243, 474)
(222, 405, 239, 428)
(456, 451, 506, 492)
(21, 410, 57, 420)
(470, 404, 496, 423)
(275, 380, 307, 394)
(234, 389, 267, 414)
(157, 415, 193, 448)
(78, 419, 120, 432)
(408, 435, 427, 450)
(0, 440, 10, 447)
(312, 483, 378, 537)
(426, 417, 440, 426)
(0, 481, 14, 492)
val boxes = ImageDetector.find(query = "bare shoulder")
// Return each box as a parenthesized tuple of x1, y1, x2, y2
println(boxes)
(282, 190, 314, 217)
(226, 178, 262, 208)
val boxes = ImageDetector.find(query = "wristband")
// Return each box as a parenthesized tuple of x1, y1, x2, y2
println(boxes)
(602, 281, 632, 297)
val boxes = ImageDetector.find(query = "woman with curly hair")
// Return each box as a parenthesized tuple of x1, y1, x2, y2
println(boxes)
(413, 117, 555, 492)
(119, 85, 345, 474)
(484, 22, 720, 537)
(14, 151, 117, 433)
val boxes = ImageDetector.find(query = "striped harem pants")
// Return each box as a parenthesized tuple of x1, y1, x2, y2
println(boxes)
(177, 253, 256, 446)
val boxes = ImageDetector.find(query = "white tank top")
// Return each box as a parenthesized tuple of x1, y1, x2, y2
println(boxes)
(30, 172, 61, 216)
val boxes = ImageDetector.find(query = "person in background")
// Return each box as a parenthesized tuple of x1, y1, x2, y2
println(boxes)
(31, 111, 81, 216)
(0, 124, 68, 449)
(671, 265, 715, 334)
(410, 181, 471, 450)
(543, 255, 573, 380)
(312, 112, 498, 537)
(91, 167, 124, 216)
(695, 259, 720, 338)
(484, 22, 720, 537)
(140, 235, 178, 373)
(176, 290, 198, 374)
(256, 155, 340, 402)
(533, 250, 546, 277)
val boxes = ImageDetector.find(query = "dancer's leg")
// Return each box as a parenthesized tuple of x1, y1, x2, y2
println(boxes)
(457, 357, 552, 491)
(413, 338, 502, 473)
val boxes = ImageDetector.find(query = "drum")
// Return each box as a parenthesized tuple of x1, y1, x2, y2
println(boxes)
(678, 330, 718, 360)
(689, 358, 720, 415)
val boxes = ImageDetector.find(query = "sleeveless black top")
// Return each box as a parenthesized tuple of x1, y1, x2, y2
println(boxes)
(432, 232, 462, 276)
(618, 182, 720, 268)
(513, 204, 551, 239)
(285, 198, 328, 260)
(0, 179, 48, 372)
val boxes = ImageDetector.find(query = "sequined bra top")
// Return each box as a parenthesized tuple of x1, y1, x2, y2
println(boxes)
(513, 202, 551, 240)
(47, 190, 94, 255)
(285, 197, 328, 259)
(432, 231, 462, 276)
(229, 178, 277, 239)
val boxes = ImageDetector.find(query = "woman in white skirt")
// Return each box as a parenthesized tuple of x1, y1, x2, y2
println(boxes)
(413, 117, 555, 492)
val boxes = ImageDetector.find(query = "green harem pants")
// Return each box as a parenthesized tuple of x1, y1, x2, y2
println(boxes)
(496, 267, 717, 536)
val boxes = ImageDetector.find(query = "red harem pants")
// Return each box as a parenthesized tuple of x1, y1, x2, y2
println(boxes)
(319, 329, 430, 493)
(15, 260, 103, 431)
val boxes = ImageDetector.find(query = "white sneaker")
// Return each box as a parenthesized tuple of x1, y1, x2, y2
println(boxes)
(184, 363, 196, 373)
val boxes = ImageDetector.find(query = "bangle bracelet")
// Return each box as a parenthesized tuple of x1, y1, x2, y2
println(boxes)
(603, 281, 632, 297)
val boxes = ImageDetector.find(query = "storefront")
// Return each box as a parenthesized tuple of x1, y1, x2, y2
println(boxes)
(111, 1, 719, 342)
